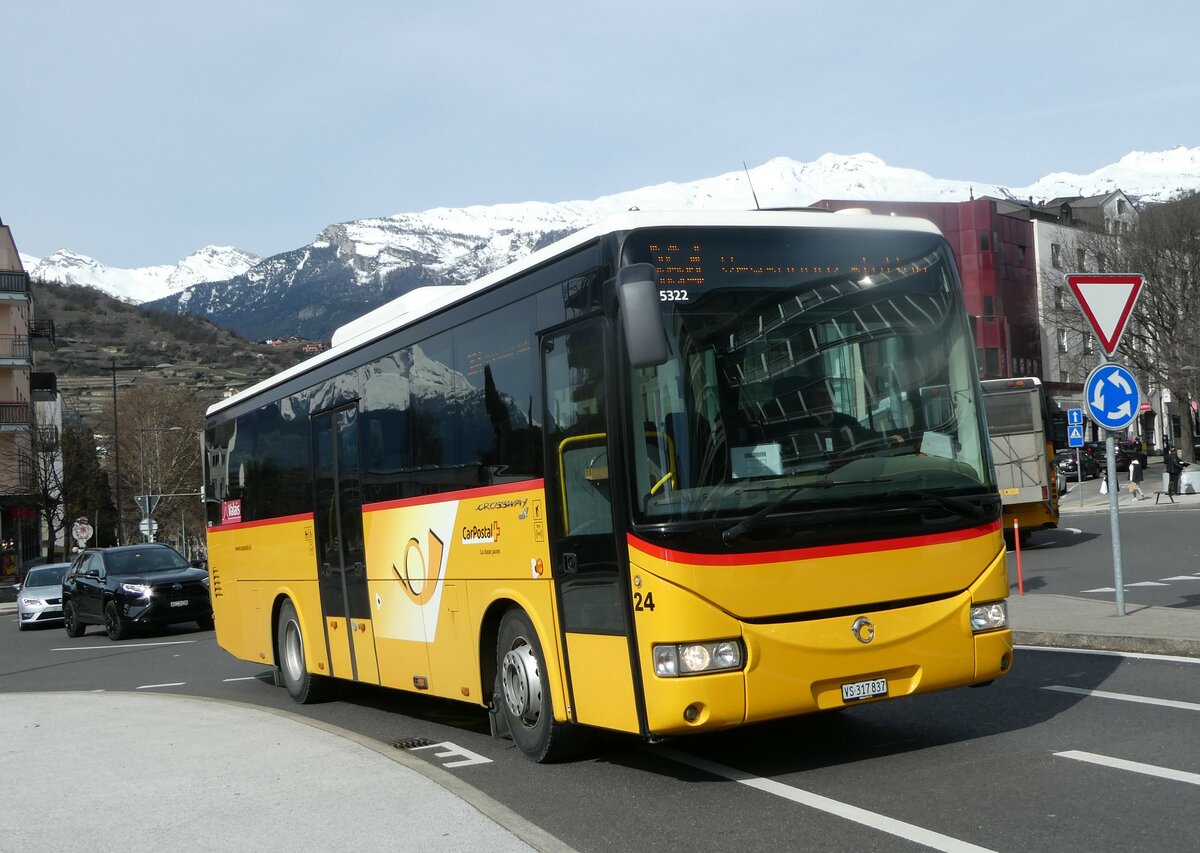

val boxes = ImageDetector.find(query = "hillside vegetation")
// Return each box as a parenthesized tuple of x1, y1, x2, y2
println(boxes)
(33, 281, 310, 423)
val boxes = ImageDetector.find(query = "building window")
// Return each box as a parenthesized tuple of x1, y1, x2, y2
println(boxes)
(1060, 370, 1071, 384)
(1017, 245, 1026, 265)
(1054, 286, 1064, 309)
(983, 296, 994, 317)
(1051, 243, 1062, 269)
(1076, 248, 1086, 270)
(1083, 336, 1094, 354)
(979, 231, 989, 252)
(1098, 253, 1107, 272)
(1058, 329, 1069, 353)
(1118, 199, 1127, 215)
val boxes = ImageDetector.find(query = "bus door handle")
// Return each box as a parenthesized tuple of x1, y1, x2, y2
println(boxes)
(322, 562, 333, 577)
(352, 561, 364, 576)
(561, 553, 578, 574)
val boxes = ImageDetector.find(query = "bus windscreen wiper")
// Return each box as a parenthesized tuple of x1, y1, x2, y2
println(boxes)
(721, 478, 890, 544)
(885, 489, 995, 522)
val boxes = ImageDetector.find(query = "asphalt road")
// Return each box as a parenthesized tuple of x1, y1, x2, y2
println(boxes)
(1012, 495, 1200, 610)
(5, 617, 1199, 853)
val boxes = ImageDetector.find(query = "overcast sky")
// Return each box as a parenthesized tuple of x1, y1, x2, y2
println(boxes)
(4, 1, 1198, 268)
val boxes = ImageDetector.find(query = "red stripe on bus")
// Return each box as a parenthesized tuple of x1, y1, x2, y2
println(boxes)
(628, 521, 1000, 566)
(363, 479, 545, 513)
(208, 512, 314, 532)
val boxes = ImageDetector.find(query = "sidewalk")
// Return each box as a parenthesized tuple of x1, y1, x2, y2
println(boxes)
(1009, 592, 1200, 657)
(0, 691, 572, 853)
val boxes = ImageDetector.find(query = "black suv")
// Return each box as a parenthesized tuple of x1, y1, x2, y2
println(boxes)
(61, 544, 213, 641)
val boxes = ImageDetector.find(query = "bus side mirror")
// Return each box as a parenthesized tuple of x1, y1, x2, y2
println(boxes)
(617, 263, 668, 369)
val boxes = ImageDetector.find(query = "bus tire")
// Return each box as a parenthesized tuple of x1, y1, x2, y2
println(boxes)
(495, 608, 587, 763)
(276, 599, 332, 704)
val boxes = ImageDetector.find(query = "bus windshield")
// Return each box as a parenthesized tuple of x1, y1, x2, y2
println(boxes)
(621, 225, 995, 538)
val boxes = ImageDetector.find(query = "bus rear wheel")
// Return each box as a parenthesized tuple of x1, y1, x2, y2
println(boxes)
(494, 608, 586, 763)
(276, 600, 332, 704)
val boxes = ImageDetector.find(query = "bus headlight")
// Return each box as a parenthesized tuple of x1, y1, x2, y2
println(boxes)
(970, 601, 1008, 632)
(653, 639, 744, 677)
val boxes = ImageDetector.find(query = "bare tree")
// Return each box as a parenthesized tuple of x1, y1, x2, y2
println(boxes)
(95, 384, 208, 548)
(0, 405, 67, 561)
(1038, 193, 1200, 461)
(61, 413, 117, 549)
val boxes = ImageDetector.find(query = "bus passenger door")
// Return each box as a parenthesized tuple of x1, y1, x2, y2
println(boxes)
(542, 321, 641, 734)
(311, 404, 379, 684)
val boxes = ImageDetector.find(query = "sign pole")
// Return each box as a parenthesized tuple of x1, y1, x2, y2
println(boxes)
(1083, 363, 1140, 619)
(1104, 435, 1126, 616)
(1068, 273, 1144, 619)
(1077, 448, 1083, 508)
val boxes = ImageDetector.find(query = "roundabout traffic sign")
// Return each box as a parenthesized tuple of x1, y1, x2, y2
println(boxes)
(1083, 362, 1141, 432)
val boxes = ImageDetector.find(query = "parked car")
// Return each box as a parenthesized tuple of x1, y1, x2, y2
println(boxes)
(15, 562, 71, 630)
(1056, 451, 1101, 480)
(61, 544, 213, 641)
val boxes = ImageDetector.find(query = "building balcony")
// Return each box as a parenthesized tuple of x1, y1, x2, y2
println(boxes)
(0, 335, 31, 367)
(30, 372, 57, 402)
(0, 271, 30, 302)
(0, 401, 33, 432)
(28, 318, 56, 350)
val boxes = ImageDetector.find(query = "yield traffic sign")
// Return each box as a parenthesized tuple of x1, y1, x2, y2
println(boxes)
(135, 494, 161, 517)
(1065, 273, 1143, 357)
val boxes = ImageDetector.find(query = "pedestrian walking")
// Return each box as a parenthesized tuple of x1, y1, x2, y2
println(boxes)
(1128, 457, 1144, 500)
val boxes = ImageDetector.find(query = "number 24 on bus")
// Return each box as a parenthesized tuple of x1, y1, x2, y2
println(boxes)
(204, 211, 1012, 761)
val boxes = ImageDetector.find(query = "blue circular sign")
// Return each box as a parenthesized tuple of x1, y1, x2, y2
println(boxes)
(1083, 362, 1141, 432)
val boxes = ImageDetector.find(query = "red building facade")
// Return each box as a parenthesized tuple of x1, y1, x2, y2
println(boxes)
(814, 198, 1040, 381)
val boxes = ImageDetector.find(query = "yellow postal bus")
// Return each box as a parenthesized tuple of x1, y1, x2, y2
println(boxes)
(204, 210, 1012, 761)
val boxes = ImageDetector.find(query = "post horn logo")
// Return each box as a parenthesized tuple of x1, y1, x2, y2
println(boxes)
(850, 616, 875, 644)
(393, 530, 444, 605)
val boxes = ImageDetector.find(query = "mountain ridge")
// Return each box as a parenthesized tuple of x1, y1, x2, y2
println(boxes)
(27, 147, 1200, 342)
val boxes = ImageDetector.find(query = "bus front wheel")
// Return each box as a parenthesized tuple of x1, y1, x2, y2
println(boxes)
(276, 599, 332, 704)
(494, 608, 586, 763)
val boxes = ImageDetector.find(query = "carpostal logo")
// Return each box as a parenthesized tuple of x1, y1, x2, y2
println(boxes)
(475, 498, 528, 512)
(462, 521, 500, 545)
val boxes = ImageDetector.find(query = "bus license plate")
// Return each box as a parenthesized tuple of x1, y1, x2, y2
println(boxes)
(841, 677, 888, 702)
(170, 600, 188, 608)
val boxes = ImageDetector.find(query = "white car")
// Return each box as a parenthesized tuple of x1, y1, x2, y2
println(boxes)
(15, 562, 71, 630)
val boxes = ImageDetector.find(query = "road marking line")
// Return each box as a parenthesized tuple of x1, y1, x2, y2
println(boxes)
(1044, 685, 1200, 712)
(1017, 646, 1200, 665)
(657, 748, 995, 852)
(222, 676, 260, 682)
(1126, 581, 1169, 587)
(1080, 587, 1116, 593)
(136, 682, 186, 690)
(52, 640, 197, 652)
(1056, 750, 1200, 786)
(1160, 576, 1200, 581)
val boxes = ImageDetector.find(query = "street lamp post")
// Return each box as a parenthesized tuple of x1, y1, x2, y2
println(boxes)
(108, 360, 174, 544)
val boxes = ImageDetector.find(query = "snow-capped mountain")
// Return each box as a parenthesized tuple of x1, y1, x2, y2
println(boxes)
(76, 146, 1200, 340)
(23, 245, 259, 303)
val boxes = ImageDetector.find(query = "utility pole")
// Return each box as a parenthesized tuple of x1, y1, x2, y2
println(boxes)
(110, 357, 121, 545)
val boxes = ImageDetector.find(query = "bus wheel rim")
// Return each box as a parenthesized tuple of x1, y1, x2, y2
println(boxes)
(283, 621, 303, 681)
(501, 642, 541, 727)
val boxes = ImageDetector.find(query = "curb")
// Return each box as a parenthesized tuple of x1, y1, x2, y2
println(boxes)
(1013, 631, 1200, 658)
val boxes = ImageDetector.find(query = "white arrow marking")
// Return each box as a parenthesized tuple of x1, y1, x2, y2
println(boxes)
(408, 741, 493, 768)
(1090, 382, 1105, 411)
(1107, 370, 1131, 394)
(1112, 401, 1131, 419)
